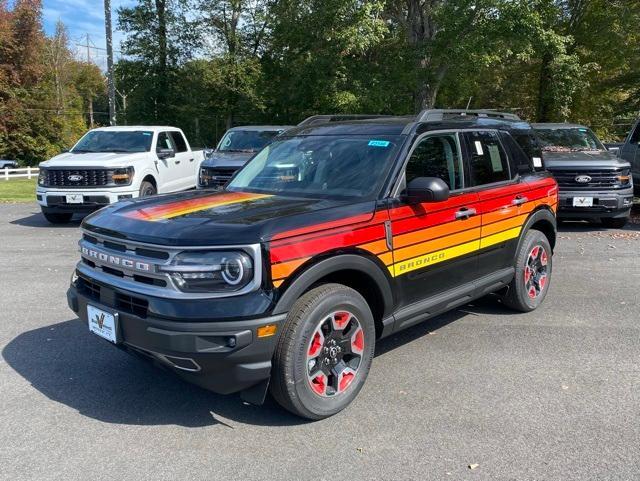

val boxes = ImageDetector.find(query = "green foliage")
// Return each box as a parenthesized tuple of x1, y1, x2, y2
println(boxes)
(0, 1, 103, 165)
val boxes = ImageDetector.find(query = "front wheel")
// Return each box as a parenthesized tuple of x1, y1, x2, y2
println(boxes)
(502, 229, 552, 312)
(270, 283, 376, 420)
(139, 180, 157, 197)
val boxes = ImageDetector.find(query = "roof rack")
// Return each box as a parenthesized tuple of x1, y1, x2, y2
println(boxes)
(297, 114, 393, 127)
(416, 109, 521, 123)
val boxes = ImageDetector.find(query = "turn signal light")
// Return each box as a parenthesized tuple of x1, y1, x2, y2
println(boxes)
(617, 175, 630, 183)
(257, 324, 277, 338)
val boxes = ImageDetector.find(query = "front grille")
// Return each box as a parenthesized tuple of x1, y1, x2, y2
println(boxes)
(77, 275, 101, 300)
(47, 195, 110, 205)
(200, 167, 237, 188)
(42, 168, 114, 187)
(115, 293, 148, 318)
(551, 168, 626, 189)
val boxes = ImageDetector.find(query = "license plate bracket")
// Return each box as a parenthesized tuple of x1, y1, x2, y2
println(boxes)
(66, 194, 83, 204)
(87, 305, 120, 344)
(572, 196, 593, 207)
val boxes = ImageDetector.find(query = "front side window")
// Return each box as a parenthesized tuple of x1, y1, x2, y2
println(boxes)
(72, 130, 153, 153)
(465, 131, 510, 186)
(404, 133, 463, 190)
(218, 130, 282, 153)
(157, 132, 176, 151)
(534, 127, 605, 153)
(227, 135, 402, 200)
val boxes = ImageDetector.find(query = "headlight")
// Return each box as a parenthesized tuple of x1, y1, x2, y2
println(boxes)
(160, 250, 254, 293)
(38, 169, 46, 186)
(616, 169, 631, 186)
(112, 167, 134, 185)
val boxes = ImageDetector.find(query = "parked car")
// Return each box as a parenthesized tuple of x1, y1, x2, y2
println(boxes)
(617, 118, 640, 194)
(37, 126, 204, 224)
(67, 110, 557, 419)
(532, 123, 633, 228)
(0, 159, 18, 169)
(198, 125, 292, 189)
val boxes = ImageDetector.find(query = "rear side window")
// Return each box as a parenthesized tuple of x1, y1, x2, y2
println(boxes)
(500, 132, 534, 175)
(157, 132, 175, 151)
(170, 132, 188, 152)
(464, 131, 511, 186)
(405, 133, 463, 190)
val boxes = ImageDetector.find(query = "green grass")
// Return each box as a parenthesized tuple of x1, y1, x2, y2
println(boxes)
(0, 178, 37, 203)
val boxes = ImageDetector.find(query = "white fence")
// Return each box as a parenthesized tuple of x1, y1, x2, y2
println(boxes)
(1, 167, 39, 180)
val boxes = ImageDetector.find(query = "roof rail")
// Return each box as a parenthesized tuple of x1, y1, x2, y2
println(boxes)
(416, 109, 521, 123)
(297, 114, 393, 127)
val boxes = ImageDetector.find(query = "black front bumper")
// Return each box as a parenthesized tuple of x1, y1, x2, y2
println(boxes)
(67, 280, 285, 395)
(557, 187, 634, 219)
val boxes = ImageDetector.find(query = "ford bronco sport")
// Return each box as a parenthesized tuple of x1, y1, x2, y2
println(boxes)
(67, 110, 558, 420)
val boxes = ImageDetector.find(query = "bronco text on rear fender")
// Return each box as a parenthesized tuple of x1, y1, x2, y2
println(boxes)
(67, 110, 558, 420)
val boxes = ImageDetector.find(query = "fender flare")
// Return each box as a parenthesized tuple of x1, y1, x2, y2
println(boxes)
(516, 207, 557, 257)
(272, 254, 394, 317)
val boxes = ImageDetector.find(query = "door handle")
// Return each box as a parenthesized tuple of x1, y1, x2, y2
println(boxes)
(512, 195, 528, 206)
(175, 160, 181, 164)
(455, 207, 477, 220)
(189, 158, 194, 162)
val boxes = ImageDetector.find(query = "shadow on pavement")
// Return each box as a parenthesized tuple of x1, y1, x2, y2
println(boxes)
(9, 211, 86, 228)
(2, 301, 503, 427)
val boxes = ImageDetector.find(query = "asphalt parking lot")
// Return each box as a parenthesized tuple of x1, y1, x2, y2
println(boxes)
(1, 202, 639, 481)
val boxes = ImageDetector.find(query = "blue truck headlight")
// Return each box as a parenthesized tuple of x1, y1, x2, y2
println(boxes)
(160, 250, 254, 293)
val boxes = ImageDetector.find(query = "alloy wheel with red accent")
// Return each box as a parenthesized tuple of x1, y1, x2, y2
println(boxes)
(270, 283, 375, 420)
(502, 229, 553, 312)
(306, 311, 365, 397)
(524, 245, 549, 299)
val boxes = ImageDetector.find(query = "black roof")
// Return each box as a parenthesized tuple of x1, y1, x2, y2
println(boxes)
(285, 110, 531, 137)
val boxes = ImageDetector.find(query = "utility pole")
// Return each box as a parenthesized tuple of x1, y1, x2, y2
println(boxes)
(81, 33, 95, 128)
(104, 0, 116, 126)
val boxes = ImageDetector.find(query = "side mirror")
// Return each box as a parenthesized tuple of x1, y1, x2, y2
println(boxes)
(157, 148, 175, 159)
(404, 177, 450, 203)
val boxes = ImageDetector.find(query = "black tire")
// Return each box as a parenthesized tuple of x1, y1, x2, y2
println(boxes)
(502, 229, 552, 312)
(42, 211, 73, 224)
(139, 180, 156, 197)
(270, 283, 376, 420)
(601, 217, 628, 229)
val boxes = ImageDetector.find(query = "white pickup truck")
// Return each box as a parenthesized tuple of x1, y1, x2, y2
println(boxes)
(37, 126, 204, 223)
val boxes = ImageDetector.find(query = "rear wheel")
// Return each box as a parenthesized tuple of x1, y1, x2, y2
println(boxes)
(502, 229, 552, 312)
(139, 180, 156, 197)
(270, 283, 375, 420)
(601, 217, 628, 229)
(42, 211, 73, 224)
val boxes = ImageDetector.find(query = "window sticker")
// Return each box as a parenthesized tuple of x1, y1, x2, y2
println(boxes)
(578, 128, 587, 132)
(532, 157, 543, 168)
(474, 141, 484, 156)
(488, 145, 503, 172)
(143, 132, 152, 136)
(368, 140, 390, 147)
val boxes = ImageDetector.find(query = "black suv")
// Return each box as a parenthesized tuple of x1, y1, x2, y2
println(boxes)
(533, 123, 633, 228)
(68, 110, 558, 419)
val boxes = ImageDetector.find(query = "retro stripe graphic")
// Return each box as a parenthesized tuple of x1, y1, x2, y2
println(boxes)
(269, 178, 557, 288)
(123, 192, 272, 221)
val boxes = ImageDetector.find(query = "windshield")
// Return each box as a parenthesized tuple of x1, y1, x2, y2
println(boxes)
(72, 130, 153, 153)
(535, 127, 605, 153)
(217, 130, 282, 153)
(227, 135, 402, 199)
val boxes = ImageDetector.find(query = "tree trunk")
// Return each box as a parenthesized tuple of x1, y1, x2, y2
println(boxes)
(155, 0, 168, 121)
(536, 50, 554, 122)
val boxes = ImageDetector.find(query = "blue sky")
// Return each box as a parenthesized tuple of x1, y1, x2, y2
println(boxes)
(42, 0, 135, 68)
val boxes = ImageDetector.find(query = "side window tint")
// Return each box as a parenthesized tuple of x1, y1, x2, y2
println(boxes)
(501, 133, 533, 175)
(630, 123, 640, 144)
(466, 131, 510, 185)
(405, 133, 463, 190)
(157, 132, 175, 151)
(171, 132, 188, 152)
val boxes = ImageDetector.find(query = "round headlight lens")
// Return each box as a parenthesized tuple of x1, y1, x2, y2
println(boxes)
(161, 250, 254, 293)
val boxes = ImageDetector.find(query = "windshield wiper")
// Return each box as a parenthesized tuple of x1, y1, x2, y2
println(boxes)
(221, 149, 256, 153)
(71, 149, 95, 153)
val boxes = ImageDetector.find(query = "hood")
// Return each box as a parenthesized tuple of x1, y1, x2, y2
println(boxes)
(40, 151, 149, 168)
(82, 189, 376, 246)
(200, 151, 255, 169)
(543, 150, 630, 170)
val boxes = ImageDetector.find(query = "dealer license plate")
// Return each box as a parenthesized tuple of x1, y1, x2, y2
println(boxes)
(87, 305, 119, 343)
(572, 196, 593, 207)
(66, 194, 83, 204)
